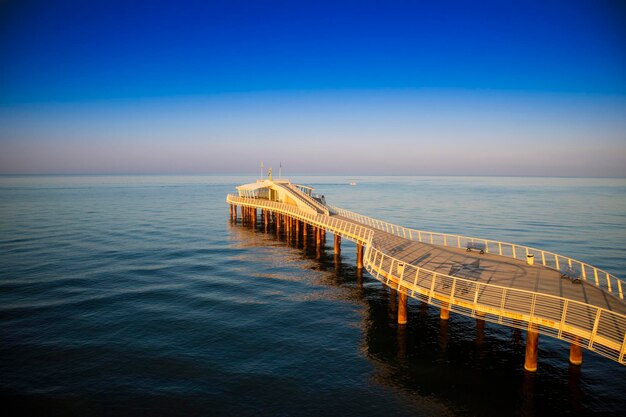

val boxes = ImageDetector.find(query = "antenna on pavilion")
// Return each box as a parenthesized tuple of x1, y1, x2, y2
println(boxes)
(260, 161, 264, 180)
(279, 162, 282, 179)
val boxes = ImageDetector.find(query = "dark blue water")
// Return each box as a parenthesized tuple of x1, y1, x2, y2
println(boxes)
(1, 175, 625, 416)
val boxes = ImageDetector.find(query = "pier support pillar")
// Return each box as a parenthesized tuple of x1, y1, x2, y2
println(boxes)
(356, 243, 364, 269)
(440, 303, 450, 320)
(233, 205, 237, 220)
(334, 234, 341, 255)
(524, 326, 539, 372)
(569, 338, 583, 366)
(303, 222, 308, 236)
(315, 227, 322, 246)
(398, 291, 408, 325)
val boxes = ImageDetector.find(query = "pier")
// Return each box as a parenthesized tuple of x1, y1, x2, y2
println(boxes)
(227, 178, 626, 371)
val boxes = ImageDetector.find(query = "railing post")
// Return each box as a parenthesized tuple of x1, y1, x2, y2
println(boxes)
(449, 278, 456, 306)
(557, 300, 568, 338)
(472, 284, 480, 316)
(619, 334, 626, 364)
(498, 288, 507, 323)
(428, 272, 436, 304)
(588, 309, 602, 350)
(412, 268, 420, 294)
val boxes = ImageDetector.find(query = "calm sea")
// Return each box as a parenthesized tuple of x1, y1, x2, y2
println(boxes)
(1, 175, 625, 417)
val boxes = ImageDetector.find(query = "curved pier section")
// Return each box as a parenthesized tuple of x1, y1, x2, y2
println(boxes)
(227, 179, 626, 370)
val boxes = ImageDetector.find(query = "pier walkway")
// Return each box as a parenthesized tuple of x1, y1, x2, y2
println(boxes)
(227, 179, 626, 370)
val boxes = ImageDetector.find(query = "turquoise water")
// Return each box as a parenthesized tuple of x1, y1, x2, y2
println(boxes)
(1, 175, 625, 416)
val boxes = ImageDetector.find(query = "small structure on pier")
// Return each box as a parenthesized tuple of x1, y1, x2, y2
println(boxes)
(236, 179, 329, 215)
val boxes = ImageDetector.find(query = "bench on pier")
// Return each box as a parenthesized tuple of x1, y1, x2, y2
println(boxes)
(560, 266, 582, 284)
(466, 241, 486, 254)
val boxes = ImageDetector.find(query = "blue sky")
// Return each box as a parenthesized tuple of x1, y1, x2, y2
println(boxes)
(1, 0, 625, 176)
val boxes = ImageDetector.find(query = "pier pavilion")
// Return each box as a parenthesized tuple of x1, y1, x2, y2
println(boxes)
(227, 178, 626, 371)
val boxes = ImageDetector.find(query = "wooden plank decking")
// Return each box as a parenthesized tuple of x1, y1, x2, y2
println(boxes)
(348, 214, 626, 316)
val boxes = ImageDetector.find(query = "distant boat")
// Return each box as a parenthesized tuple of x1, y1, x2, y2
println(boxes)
(349, 182, 357, 186)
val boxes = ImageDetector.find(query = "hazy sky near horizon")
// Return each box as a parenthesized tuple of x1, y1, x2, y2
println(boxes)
(1, 0, 625, 176)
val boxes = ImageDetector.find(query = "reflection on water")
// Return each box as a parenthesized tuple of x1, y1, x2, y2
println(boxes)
(229, 211, 625, 417)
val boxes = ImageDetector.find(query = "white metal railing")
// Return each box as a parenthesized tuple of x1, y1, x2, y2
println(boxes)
(363, 239, 626, 365)
(273, 183, 329, 216)
(328, 205, 624, 300)
(228, 195, 370, 245)
(282, 183, 330, 215)
(228, 196, 626, 365)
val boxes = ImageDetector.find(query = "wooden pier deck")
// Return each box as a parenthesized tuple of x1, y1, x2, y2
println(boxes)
(365, 220, 626, 316)
(227, 178, 626, 370)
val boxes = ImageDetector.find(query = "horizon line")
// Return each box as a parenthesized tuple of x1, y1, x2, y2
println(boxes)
(1, 172, 625, 180)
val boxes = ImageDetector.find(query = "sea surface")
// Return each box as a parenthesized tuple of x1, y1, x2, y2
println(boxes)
(1, 175, 625, 417)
